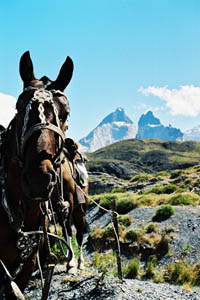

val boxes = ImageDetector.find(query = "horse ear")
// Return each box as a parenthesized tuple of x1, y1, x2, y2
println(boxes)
(54, 56, 74, 91)
(19, 51, 36, 87)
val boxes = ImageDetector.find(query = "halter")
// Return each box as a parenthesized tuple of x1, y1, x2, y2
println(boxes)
(16, 87, 67, 164)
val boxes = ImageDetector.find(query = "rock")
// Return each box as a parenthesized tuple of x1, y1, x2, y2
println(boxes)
(88, 172, 128, 195)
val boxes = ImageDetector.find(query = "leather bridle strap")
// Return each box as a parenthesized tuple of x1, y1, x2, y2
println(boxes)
(21, 122, 65, 160)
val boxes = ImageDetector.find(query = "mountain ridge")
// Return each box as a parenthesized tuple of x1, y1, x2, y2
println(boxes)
(78, 107, 137, 152)
(78, 108, 185, 152)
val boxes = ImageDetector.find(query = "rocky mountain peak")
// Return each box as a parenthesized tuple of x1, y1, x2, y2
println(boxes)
(138, 111, 161, 127)
(136, 111, 183, 141)
(78, 108, 136, 152)
(99, 107, 133, 126)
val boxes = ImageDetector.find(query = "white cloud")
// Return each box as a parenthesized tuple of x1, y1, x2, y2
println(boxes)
(0, 93, 16, 127)
(138, 85, 200, 117)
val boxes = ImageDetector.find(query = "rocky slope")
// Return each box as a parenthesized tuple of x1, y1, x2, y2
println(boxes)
(25, 204, 200, 299)
(25, 270, 200, 299)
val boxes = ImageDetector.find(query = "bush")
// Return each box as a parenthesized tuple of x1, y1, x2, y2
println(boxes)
(116, 197, 136, 214)
(165, 262, 195, 285)
(112, 186, 125, 193)
(137, 194, 155, 206)
(117, 215, 133, 227)
(125, 259, 140, 279)
(145, 256, 157, 279)
(156, 171, 169, 178)
(146, 223, 159, 233)
(92, 251, 116, 275)
(146, 184, 177, 195)
(170, 170, 183, 179)
(130, 173, 153, 183)
(169, 193, 200, 206)
(156, 235, 169, 257)
(153, 205, 175, 221)
(99, 194, 117, 210)
(125, 229, 142, 242)
(162, 184, 177, 194)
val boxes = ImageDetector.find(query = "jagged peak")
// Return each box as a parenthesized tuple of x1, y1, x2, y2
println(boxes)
(138, 110, 161, 126)
(99, 107, 133, 126)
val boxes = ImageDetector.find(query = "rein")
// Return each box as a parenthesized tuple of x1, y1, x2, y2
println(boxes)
(0, 87, 74, 299)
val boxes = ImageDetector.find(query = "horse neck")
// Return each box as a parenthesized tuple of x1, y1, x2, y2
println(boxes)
(3, 119, 43, 231)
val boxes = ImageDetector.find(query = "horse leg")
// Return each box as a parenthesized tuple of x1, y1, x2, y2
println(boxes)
(73, 204, 87, 270)
(56, 204, 77, 274)
(66, 237, 77, 274)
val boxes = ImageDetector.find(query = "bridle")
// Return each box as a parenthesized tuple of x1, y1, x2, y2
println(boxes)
(15, 87, 67, 166)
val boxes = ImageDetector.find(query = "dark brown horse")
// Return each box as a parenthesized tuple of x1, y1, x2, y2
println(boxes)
(0, 51, 87, 299)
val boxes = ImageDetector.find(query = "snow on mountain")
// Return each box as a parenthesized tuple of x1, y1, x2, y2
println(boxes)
(78, 107, 136, 152)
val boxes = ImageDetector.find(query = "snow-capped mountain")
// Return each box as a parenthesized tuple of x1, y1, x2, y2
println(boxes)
(78, 107, 137, 152)
(183, 125, 200, 141)
(136, 111, 183, 141)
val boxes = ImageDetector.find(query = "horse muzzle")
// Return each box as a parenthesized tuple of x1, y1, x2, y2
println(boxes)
(21, 168, 57, 201)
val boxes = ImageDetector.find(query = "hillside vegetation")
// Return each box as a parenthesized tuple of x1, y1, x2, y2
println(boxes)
(87, 138, 200, 179)
(83, 139, 200, 288)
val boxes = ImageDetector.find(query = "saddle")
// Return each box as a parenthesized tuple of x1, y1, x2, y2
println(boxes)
(64, 138, 88, 205)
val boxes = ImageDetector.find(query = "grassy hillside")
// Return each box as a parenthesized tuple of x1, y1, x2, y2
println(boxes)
(87, 139, 200, 179)
(85, 164, 200, 286)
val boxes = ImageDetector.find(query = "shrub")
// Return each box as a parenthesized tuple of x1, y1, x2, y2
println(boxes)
(156, 235, 169, 258)
(162, 184, 177, 194)
(156, 171, 169, 178)
(116, 197, 136, 214)
(146, 223, 159, 233)
(125, 259, 140, 279)
(137, 194, 155, 206)
(153, 205, 175, 221)
(145, 186, 163, 195)
(112, 186, 125, 193)
(117, 215, 133, 227)
(92, 251, 116, 275)
(125, 228, 142, 242)
(99, 194, 117, 210)
(193, 178, 200, 188)
(102, 223, 115, 239)
(170, 193, 199, 206)
(129, 173, 153, 183)
(145, 256, 157, 279)
(165, 262, 195, 285)
(146, 184, 177, 195)
(170, 170, 183, 179)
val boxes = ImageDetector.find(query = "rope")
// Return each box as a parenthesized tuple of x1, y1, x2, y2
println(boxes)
(62, 161, 120, 217)
(62, 159, 123, 280)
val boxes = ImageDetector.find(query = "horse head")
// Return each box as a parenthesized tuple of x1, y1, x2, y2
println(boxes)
(15, 51, 73, 201)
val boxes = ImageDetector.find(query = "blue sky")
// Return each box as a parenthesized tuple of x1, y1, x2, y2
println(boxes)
(1, 0, 200, 140)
